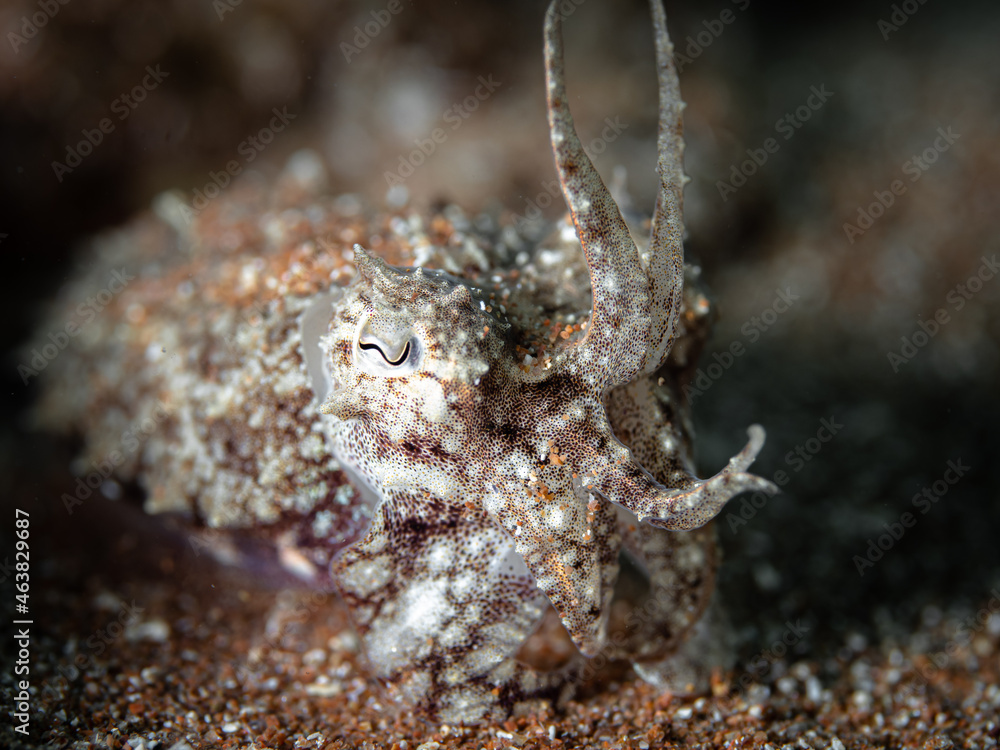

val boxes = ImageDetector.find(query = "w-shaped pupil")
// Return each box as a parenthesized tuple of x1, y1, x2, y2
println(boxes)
(359, 340, 411, 366)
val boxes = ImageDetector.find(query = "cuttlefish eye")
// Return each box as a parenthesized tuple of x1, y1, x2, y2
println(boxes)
(353, 313, 421, 377)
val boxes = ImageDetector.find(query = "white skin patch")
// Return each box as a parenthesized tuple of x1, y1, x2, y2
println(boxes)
(426, 540, 453, 573)
(415, 377, 448, 422)
(450, 571, 477, 601)
(545, 505, 565, 529)
(401, 577, 453, 638)
(344, 557, 392, 597)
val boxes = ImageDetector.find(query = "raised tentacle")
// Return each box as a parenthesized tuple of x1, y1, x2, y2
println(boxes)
(641, 0, 688, 374)
(543, 0, 651, 390)
(570, 423, 777, 531)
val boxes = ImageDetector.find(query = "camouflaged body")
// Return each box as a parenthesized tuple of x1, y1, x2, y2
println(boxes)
(33, 0, 776, 723)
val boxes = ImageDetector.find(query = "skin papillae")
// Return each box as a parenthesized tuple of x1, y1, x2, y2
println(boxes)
(320, 0, 777, 723)
(30, 0, 776, 728)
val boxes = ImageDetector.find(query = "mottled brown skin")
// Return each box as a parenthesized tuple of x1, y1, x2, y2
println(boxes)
(315, 0, 776, 723)
(30, 0, 776, 727)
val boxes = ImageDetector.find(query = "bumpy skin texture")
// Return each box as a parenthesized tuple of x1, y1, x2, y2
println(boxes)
(32, 0, 775, 725)
(317, 0, 776, 721)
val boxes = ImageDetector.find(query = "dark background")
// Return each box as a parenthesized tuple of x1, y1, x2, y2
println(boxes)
(2, 0, 999, 741)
